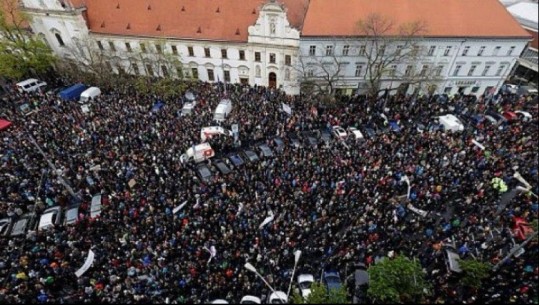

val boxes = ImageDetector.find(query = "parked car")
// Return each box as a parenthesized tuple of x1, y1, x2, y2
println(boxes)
(273, 136, 285, 152)
(268, 291, 288, 304)
(485, 110, 508, 126)
(196, 164, 213, 183)
(0, 217, 13, 237)
(64, 205, 80, 225)
(243, 149, 260, 163)
(515, 110, 532, 122)
(38, 206, 62, 231)
(258, 143, 274, 158)
(90, 194, 103, 218)
(332, 126, 347, 140)
(512, 216, 534, 241)
(322, 270, 343, 293)
(302, 131, 319, 147)
(16, 78, 47, 93)
(227, 153, 244, 167)
(287, 133, 302, 148)
(352, 263, 369, 304)
(388, 120, 401, 132)
(500, 83, 518, 95)
(240, 295, 262, 304)
(297, 273, 315, 300)
(319, 130, 332, 145)
(346, 127, 364, 140)
(10, 212, 36, 237)
(213, 159, 232, 175)
(444, 247, 462, 273)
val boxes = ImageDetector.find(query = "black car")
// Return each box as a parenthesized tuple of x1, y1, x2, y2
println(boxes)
(273, 137, 285, 152)
(243, 149, 260, 162)
(287, 133, 302, 149)
(213, 159, 232, 175)
(196, 164, 213, 182)
(302, 131, 318, 147)
(228, 153, 244, 167)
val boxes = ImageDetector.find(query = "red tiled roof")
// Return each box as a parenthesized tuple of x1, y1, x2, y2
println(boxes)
(1, 0, 29, 29)
(302, 0, 530, 38)
(84, 0, 309, 42)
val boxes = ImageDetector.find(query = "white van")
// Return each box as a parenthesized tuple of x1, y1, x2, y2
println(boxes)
(181, 101, 197, 116)
(180, 143, 215, 163)
(79, 87, 101, 104)
(213, 99, 232, 122)
(438, 114, 464, 132)
(200, 126, 232, 141)
(16, 78, 47, 93)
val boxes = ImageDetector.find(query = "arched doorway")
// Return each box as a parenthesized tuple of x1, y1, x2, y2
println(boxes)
(268, 72, 277, 89)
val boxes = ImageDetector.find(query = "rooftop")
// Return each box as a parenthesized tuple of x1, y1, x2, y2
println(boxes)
(302, 0, 530, 38)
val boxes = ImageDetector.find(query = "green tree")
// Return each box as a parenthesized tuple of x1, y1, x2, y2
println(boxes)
(0, 0, 56, 79)
(367, 255, 429, 303)
(291, 282, 349, 304)
(459, 259, 491, 289)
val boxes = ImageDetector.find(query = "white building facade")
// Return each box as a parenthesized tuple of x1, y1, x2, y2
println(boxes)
(299, 37, 528, 96)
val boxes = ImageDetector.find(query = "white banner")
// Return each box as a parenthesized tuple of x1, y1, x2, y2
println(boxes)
(281, 103, 292, 115)
(75, 250, 95, 278)
(407, 204, 428, 217)
(259, 211, 275, 229)
(173, 200, 188, 214)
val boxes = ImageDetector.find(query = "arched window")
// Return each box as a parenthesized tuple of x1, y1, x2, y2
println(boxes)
(37, 33, 50, 48)
(54, 32, 65, 46)
(255, 65, 261, 78)
(285, 68, 290, 81)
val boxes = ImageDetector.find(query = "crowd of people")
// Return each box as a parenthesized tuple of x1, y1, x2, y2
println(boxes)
(0, 79, 537, 304)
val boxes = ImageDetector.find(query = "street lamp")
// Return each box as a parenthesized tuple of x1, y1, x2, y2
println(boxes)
(244, 262, 276, 294)
(287, 250, 302, 298)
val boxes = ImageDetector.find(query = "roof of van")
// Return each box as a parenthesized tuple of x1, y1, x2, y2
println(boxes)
(16, 78, 38, 86)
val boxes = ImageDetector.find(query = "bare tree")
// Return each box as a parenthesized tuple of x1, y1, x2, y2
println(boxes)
(356, 13, 427, 97)
(295, 40, 346, 97)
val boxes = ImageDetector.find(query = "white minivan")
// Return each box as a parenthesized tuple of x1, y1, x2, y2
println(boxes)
(213, 99, 232, 122)
(79, 87, 101, 104)
(16, 78, 47, 93)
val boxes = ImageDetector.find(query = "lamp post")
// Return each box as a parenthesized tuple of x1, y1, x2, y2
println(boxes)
(287, 250, 302, 298)
(244, 262, 276, 294)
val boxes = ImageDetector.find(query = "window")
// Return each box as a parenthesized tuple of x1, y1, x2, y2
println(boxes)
(496, 64, 506, 76)
(221, 49, 227, 59)
(140, 43, 147, 53)
(188, 46, 194, 56)
(477, 46, 485, 56)
(191, 67, 199, 79)
(171, 45, 178, 55)
(155, 44, 162, 54)
(326, 45, 333, 56)
(435, 65, 443, 76)
(420, 65, 429, 76)
(493, 46, 501, 56)
(161, 65, 168, 77)
(108, 41, 116, 52)
(285, 55, 291, 66)
(285, 69, 290, 81)
(481, 65, 491, 76)
(55, 33, 64, 46)
(444, 87, 452, 93)
(471, 86, 480, 93)
(388, 65, 397, 77)
(239, 50, 245, 60)
(507, 46, 515, 56)
(453, 64, 462, 76)
(355, 64, 363, 77)
(204, 47, 211, 58)
(97, 40, 104, 50)
(255, 65, 261, 77)
(224, 70, 230, 82)
(309, 45, 316, 56)
(269, 53, 276, 64)
(177, 67, 183, 77)
(428, 45, 436, 56)
(255, 52, 261, 62)
(307, 69, 314, 77)
(342, 45, 350, 56)
(125, 42, 132, 52)
(131, 63, 139, 75)
(461, 46, 470, 56)
(379, 45, 386, 57)
(444, 46, 452, 56)
(359, 45, 366, 55)
(467, 64, 477, 76)
(145, 64, 154, 76)
(207, 68, 214, 81)
(396, 45, 403, 56)
(405, 65, 413, 76)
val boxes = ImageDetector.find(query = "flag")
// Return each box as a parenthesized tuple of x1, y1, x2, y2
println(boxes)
(173, 200, 188, 214)
(259, 210, 275, 229)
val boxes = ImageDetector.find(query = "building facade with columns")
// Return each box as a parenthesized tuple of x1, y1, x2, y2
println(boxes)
(17, 0, 531, 96)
